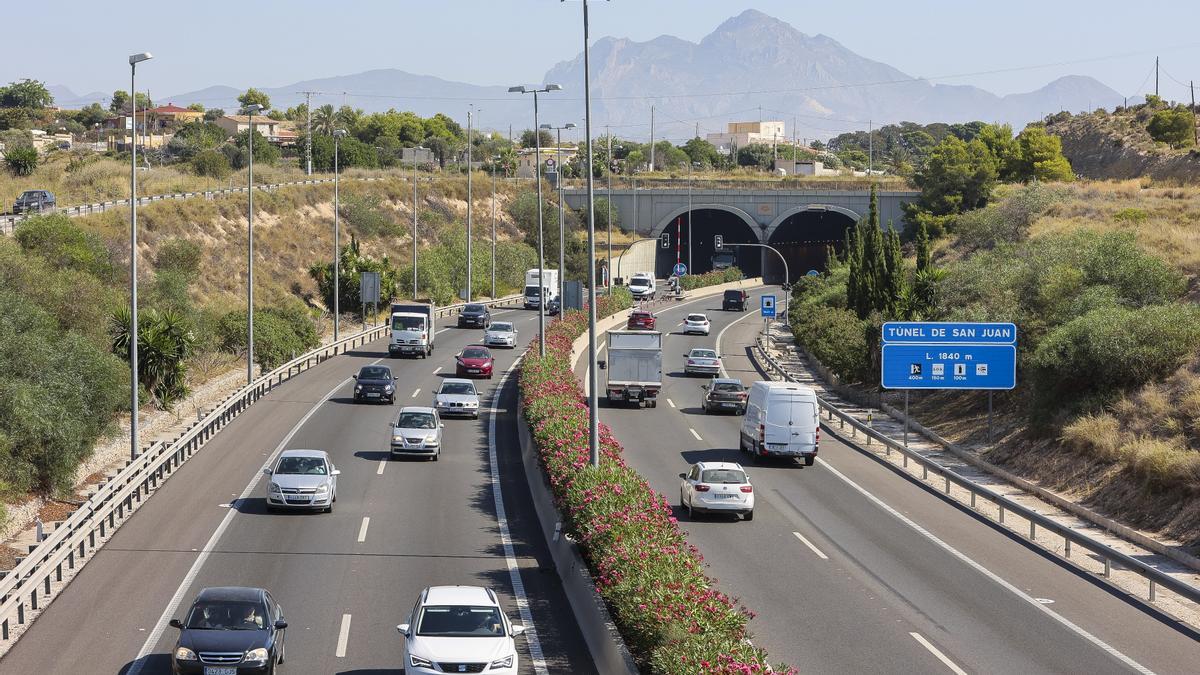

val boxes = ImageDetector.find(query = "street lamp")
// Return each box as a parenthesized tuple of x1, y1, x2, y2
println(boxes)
(509, 83, 562, 356)
(541, 121, 575, 310)
(244, 103, 264, 384)
(127, 51, 152, 460)
(333, 129, 347, 340)
(491, 154, 500, 299)
(465, 106, 478, 302)
(411, 146, 424, 299)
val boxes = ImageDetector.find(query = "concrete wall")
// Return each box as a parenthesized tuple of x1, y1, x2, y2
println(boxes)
(611, 238, 656, 283)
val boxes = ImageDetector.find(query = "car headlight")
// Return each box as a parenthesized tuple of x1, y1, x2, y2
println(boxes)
(425, 434, 439, 444)
(467, 401, 478, 407)
(355, 385, 363, 392)
(392, 433, 404, 442)
(409, 654, 433, 668)
(245, 647, 269, 663)
(490, 654, 514, 668)
(268, 482, 282, 494)
(384, 384, 394, 393)
(315, 483, 329, 493)
(174, 646, 197, 661)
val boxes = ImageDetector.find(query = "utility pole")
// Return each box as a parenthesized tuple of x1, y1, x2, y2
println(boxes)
(1192, 81, 1198, 146)
(868, 119, 873, 175)
(606, 127, 612, 288)
(1156, 56, 1160, 98)
(466, 107, 474, 302)
(491, 159, 497, 299)
(649, 105, 655, 172)
(299, 91, 316, 175)
(412, 159, 419, 299)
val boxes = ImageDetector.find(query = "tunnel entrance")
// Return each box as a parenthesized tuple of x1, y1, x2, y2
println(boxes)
(764, 209, 856, 284)
(653, 208, 762, 279)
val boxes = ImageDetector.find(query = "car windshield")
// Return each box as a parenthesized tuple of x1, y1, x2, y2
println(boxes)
(629, 278, 649, 287)
(489, 322, 513, 332)
(184, 600, 267, 630)
(392, 316, 424, 330)
(462, 348, 489, 359)
(524, 285, 541, 296)
(691, 349, 717, 359)
(275, 456, 328, 475)
(687, 314, 707, 322)
(701, 469, 746, 484)
(396, 413, 436, 429)
(416, 605, 504, 637)
(441, 383, 476, 395)
(359, 366, 390, 380)
(713, 382, 744, 393)
(465, 304, 485, 313)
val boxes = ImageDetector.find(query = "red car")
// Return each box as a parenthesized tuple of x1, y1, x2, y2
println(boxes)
(627, 310, 656, 331)
(455, 345, 495, 378)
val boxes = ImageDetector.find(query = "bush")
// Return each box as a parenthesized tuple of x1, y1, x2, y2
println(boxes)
(155, 238, 204, 280)
(217, 304, 318, 371)
(793, 306, 870, 382)
(955, 182, 1065, 251)
(3, 144, 38, 176)
(1147, 108, 1196, 148)
(678, 266, 742, 291)
(190, 148, 232, 179)
(340, 193, 400, 238)
(14, 213, 115, 280)
(110, 306, 197, 408)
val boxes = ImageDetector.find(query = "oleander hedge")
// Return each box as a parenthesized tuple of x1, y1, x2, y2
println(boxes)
(519, 287, 791, 674)
(678, 266, 744, 291)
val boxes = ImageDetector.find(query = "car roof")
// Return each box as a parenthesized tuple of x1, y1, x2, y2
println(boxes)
(195, 587, 266, 603)
(423, 585, 497, 606)
(278, 449, 328, 459)
(694, 461, 746, 472)
(488, 321, 513, 328)
(440, 377, 476, 387)
(398, 406, 436, 415)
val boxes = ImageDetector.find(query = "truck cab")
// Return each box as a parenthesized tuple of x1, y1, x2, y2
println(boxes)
(628, 273, 655, 300)
(389, 303, 435, 358)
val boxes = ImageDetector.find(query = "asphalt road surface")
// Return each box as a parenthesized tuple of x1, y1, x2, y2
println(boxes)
(588, 290, 1200, 675)
(3, 308, 596, 675)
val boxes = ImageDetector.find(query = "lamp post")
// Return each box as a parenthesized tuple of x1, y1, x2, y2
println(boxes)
(333, 129, 347, 340)
(412, 147, 423, 299)
(127, 51, 152, 461)
(541, 121, 575, 309)
(466, 106, 476, 302)
(509, 83, 562, 356)
(244, 103, 264, 384)
(687, 160, 694, 275)
(491, 154, 499, 299)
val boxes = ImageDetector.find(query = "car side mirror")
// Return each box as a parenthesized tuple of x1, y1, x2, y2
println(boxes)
(274, 619, 288, 630)
(678, 472, 687, 479)
(332, 469, 341, 476)
(352, 374, 358, 379)
(169, 618, 184, 630)
(397, 623, 410, 635)
(598, 360, 606, 370)
(439, 422, 445, 428)
(262, 467, 272, 476)
(701, 385, 708, 390)
(511, 624, 527, 637)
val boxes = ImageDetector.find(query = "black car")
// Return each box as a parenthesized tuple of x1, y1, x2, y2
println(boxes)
(722, 289, 748, 311)
(353, 365, 396, 403)
(457, 303, 491, 328)
(12, 189, 56, 214)
(701, 378, 748, 414)
(169, 586, 286, 674)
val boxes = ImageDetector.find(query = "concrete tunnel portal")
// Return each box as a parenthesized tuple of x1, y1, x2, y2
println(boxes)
(764, 207, 857, 284)
(652, 208, 763, 279)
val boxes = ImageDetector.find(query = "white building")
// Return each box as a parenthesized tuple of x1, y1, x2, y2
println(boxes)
(706, 120, 788, 154)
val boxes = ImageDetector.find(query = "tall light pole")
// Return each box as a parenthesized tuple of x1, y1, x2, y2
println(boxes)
(687, 160, 694, 275)
(127, 51, 152, 461)
(606, 127, 613, 289)
(509, 83, 562, 356)
(466, 106, 475, 302)
(542, 121, 575, 308)
(244, 103, 264, 385)
(412, 147, 422, 299)
(491, 154, 499, 299)
(333, 129, 347, 340)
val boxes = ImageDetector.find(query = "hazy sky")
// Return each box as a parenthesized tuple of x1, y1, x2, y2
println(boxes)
(4, 1, 1197, 102)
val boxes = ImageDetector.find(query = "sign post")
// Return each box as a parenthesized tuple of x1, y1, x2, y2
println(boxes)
(761, 294, 776, 320)
(881, 321, 1017, 444)
(672, 262, 687, 277)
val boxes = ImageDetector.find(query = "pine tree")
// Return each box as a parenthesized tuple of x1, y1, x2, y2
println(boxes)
(915, 220, 932, 272)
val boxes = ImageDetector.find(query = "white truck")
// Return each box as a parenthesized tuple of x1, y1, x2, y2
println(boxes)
(389, 302, 436, 358)
(628, 272, 656, 301)
(739, 381, 820, 465)
(523, 268, 560, 309)
(601, 329, 662, 408)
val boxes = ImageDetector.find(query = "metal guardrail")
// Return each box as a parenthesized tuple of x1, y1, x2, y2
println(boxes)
(0, 294, 522, 644)
(750, 330, 1200, 609)
(0, 176, 394, 235)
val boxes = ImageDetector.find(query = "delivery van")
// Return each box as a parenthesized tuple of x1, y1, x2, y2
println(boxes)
(739, 381, 820, 465)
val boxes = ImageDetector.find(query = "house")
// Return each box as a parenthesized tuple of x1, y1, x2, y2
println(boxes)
(773, 159, 839, 176)
(216, 115, 291, 144)
(516, 147, 578, 178)
(148, 103, 204, 126)
(707, 120, 792, 155)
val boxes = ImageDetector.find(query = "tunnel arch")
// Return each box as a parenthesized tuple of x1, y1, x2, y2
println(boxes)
(762, 205, 859, 283)
(651, 204, 763, 279)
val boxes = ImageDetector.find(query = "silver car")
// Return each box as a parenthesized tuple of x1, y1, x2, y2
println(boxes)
(684, 348, 722, 377)
(433, 378, 481, 419)
(264, 449, 340, 513)
(391, 407, 444, 460)
(484, 321, 518, 348)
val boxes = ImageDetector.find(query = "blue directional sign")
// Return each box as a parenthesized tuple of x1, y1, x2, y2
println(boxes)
(761, 294, 777, 318)
(673, 262, 688, 276)
(881, 321, 1017, 390)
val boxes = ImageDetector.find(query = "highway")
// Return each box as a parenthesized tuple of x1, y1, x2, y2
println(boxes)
(588, 290, 1200, 675)
(3, 308, 595, 674)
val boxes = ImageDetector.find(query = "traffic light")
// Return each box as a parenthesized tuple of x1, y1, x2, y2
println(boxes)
(661, 232, 670, 249)
(714, 234, 724, 249)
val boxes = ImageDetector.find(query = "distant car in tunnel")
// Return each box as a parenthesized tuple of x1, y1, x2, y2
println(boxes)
(723, 289, 748, 311)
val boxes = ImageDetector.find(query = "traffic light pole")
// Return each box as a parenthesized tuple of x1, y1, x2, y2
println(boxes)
(728, 242, 790, 320)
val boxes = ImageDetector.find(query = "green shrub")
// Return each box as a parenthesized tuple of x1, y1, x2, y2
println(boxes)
(190, 148, 232, 179)
(217, 305, 319, 371)
(155, 238, 204, 280)
(678, 266, 742, 290)
(1147, 108, 1196, 148)
(794, 305, 870, 382)
(3, 144, 38, 176)
(1112, 207, 1149, 224)
(14, 213, 115, 280)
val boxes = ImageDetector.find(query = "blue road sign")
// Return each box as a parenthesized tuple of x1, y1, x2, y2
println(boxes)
(761, 294, 777, 318)
(882, 321, 1016, 345)
(806, 269, 820, 277)
(673, 262, 688, 276)
(881, 344, 1016, 390)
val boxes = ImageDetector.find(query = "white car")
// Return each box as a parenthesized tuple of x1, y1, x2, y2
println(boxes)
(433, 378, 481, 419)
(484, 321, 517, 348)
(398, 585, 525, 674)
(684, 347, 721, 376)
(679, 461, 754, 520)
(683, 313, 711, 335)
(264, 449, 340, 513)
(391, 407, 444, 460)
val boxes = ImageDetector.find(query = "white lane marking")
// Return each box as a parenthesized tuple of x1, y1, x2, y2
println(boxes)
(335, 613, 352, 657)
(433, 366, 442, 374)
(357, 517, 370, 543)
(689, 428, 703, 441)
(715, 307, 764, 378)
(910, 632, 968, 675)
(792, 531, 829, 560)
(487, 354, 549, 675)
(129, 367, 365, 673)
(818, 459, 1156, 675)
(411, 388, 421, 398)
(377, 458, 387, 475)
(666, 398, 676, 408)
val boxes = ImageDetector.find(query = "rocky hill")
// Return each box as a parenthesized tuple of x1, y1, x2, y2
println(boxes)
(1045, 104, 1200, 182)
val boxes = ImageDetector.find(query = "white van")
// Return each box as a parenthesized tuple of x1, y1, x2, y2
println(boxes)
(628, 272, 655, 300)
(739, 381, 820, 465)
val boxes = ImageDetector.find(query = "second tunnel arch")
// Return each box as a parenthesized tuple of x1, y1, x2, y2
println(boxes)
(761, 205, 861, 283)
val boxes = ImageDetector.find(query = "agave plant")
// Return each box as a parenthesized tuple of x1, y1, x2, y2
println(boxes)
(110, 305, 196, 408)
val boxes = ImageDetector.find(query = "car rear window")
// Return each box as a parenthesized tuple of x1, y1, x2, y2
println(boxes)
(701, 469, 746, 484)
(713, 382, 744, 393)
(687, 314, 706, 321)
(691, 349, 717, 358)
(724, 290, 742, 300)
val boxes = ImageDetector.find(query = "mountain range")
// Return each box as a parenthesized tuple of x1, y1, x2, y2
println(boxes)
(49, 10, 1123, 141)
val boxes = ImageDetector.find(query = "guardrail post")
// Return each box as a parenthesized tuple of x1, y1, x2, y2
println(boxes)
(921, 464, 928, 480)
(17, 601, 24, 625)
(1064, 538, 1071, 558)
(30, 589, 37, 611)
(970, 491, 976, 508)
(998, 505, 1005, 524)
(1149, 579, 1156, 602)
(944, 476, 950, 494)
(1029, 521, 1036, 540)
(1104, 558, 1111, 577)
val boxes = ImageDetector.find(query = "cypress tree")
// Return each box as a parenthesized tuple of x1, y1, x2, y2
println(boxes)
(846, 223, 865, 317)
(916, 220, 932, 272)
(883, 224, 906, 316)
(860, 218, 885, 318)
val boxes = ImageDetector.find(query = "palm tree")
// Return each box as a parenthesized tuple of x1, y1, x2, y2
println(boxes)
(313, 104, 336, 135)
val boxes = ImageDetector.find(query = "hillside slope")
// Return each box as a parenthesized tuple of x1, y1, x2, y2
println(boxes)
(1045, 105, 1200, 182)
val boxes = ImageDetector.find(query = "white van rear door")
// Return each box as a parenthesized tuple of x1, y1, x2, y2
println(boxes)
(763, 395, 817, 450)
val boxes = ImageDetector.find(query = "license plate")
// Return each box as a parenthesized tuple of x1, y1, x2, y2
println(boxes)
(366, 392, 379, 397)
(769, 443, 788, 449)
(205, 667, 238, 675)
(720, 402, 735, 407)
(713, 493, 737, 499)
(468, 369, 480, 373)
(286, 496, 309, 502)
